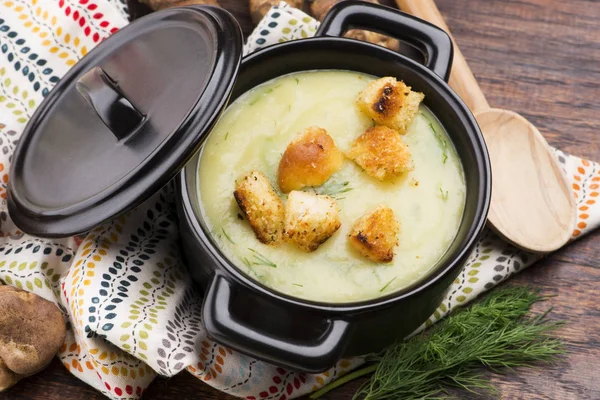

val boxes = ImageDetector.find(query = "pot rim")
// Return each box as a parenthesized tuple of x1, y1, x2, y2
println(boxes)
(180, 35, 491, 314)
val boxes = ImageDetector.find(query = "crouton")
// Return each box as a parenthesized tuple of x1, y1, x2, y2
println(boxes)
(285, 191, 341, 252)
(346, 126, 413, 181)
(349, 206, 399, 263)
(234, 171, 285, 245)
(278, 126, 344, 193)
(356, 77, 424, 133)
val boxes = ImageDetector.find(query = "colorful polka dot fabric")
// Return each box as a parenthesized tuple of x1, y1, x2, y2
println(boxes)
(0, 1, 598, 399)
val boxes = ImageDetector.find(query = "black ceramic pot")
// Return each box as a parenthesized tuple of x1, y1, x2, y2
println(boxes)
(177, 2, 491, 373)
(6, 0, 489, 375)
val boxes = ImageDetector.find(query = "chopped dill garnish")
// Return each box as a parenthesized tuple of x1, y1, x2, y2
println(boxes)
(224, 131, 229, 140)
(221, 228, 234, 244)
(248, 248, 277, 268)
(295, 78, 299, 84)
(310, 287, 565, 400)
(293, 283, 304, 287)
(313, 180, 353, 199)
(249, 96, 260, 106)
(430, 121, 448, 164)
(249, 85, 280, 105)
(379, 277, 397, 292)
(439, 187, 449, 201)
(242, 258, 264, 280)
(421, 112, 448, 164)
(267, 84, 281, 93)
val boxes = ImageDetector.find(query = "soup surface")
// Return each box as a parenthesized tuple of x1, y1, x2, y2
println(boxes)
(198, 70, 465, 303)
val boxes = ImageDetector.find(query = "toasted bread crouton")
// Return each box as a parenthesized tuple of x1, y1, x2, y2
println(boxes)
(234, 171, 285, 245)
(278, 126, 344, 193)
(346, 126, 413, 181)
(285, 191, 341, 252)
(349, 206, 399, 263)
(356, 77, 424, 133)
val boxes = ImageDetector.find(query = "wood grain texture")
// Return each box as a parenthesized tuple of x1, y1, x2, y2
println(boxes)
(3, 0, 600, 399)
(396, 0, 490, 114)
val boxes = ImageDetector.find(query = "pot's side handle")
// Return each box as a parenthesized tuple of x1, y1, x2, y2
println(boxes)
(315, 0, 453, 81)
(202, 272, 351, 373)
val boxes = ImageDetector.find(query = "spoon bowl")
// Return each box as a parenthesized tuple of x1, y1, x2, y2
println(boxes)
(477, 108, 575, 252)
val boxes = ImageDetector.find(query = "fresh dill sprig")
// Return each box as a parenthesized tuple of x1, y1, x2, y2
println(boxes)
(310, 287, 565, 400)
(293, 283, 304, 287)
(440, 187, 449, 201)
(314, 180, 353, 199)
(422, 112, 448, 164)
(248, 248, 277, 268)
(379, 277, 397, 292)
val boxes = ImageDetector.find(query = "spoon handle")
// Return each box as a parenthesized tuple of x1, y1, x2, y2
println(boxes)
(396, 0, 491, 115)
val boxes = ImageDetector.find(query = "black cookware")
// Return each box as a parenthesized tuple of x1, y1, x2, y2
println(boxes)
(8, 1, 491, 373)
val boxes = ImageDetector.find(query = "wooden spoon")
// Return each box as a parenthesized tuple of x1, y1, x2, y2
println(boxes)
(396, 0, 576, 253)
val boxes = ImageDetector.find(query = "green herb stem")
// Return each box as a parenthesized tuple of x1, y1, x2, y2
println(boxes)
(422, 112, 448, 164)
(379, 277, 397, 292)
(221, 228, 235, 244)
(309, 364, 378, 400)
(248, 248, 277, 268)
(439, 187, 449, 201)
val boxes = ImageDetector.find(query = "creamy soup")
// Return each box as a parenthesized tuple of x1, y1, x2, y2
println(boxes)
(197, 70, 465, 303)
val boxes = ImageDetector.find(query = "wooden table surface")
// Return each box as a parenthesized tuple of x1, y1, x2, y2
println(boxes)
(5, 0, 600, 399)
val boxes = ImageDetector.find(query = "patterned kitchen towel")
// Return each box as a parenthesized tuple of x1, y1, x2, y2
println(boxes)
(0, 1, 596, 399)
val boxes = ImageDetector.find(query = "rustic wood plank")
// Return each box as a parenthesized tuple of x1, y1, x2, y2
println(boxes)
(3, 0, 600, 399)
(551, 231, 600, 270)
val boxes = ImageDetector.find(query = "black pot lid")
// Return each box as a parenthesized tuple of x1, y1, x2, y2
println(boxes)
(7, 6, 242, 237)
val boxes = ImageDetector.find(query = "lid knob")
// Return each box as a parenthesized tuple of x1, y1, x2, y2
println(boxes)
(76, 66, 145, 141)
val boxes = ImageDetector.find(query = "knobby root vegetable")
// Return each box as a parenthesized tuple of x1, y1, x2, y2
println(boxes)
(310, 0, 400, 50)
(0, 286, 66, 391)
